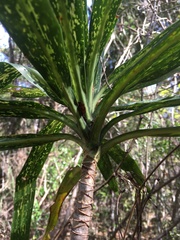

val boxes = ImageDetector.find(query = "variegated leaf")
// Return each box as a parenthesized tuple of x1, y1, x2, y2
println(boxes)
(0, 99, 78, 131)
(0, 61, 62, 103)
(0, 0, 71, 104)
(92, 20, 180, 140)
(11, 120, 64, 240)
(52, 0, 88, 98)
(10, 87, 46, 98)
(110, 19, 180, 94)
(86, 0, 122, 98)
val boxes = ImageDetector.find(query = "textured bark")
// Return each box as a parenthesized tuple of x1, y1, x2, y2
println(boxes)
(71, 148, 100, 240)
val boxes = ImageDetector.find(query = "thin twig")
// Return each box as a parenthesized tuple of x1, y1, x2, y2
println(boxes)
(151, 171, 180, 195)
(152, 217, 180, 240)
(139, 143, 180, 191)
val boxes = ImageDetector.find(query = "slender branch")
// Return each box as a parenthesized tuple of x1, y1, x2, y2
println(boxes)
(139, 143, 180, 191)
(152, 217, 180, 240)
(151, 171, 180, 195)
(109, 209, 133, 240)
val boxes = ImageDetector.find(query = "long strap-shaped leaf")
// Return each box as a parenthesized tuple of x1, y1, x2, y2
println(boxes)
(110, 20, 180, 92)
(0, 133, 84, 150)
(110, 96, 180, 112)
(107, 145, 146, 186)
(0, 0, 73, 107)
(0, 62, 62, 103)
(9, 87, 46, 98)
(101, 96, 180, 138)
(92, 20, 180, 141)
(86, 0, 122, 106)
(53, 0, 88, 104)
(11, 120, 64, 240)
(0, 99, 79, 134)
(98, 146, 146, 192)
(102, 127, 180, 153)
(43, 166, 81, 240)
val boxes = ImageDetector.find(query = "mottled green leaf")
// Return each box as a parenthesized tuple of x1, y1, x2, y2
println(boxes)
(86, 0, 122, 104)
(43, 166, 81, 240)
(10, 87, 46, 98)
(0, 62, 20, 88)
(0, 99, 79, 132)
(52, 0, 88, 100)
(110, 20, 180, 93)
(0, 0, 74, 107)
(92, 20, 180, 140)
(11, 120, 64, 240)
(110, 96, 180, 112)
(0, 62, 62, 103)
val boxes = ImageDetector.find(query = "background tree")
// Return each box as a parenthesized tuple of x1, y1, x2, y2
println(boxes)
(0, 0, 180, 239)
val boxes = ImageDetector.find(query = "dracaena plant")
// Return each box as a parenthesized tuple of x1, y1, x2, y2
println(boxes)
(0, 0, 180, 239)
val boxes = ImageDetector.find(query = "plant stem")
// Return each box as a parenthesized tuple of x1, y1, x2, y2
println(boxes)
(71, 148, 100, 240)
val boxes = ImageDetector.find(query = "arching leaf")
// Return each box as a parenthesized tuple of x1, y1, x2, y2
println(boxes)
(0, 0, 74, 108)
(102, 96, 180, 138)
(0, 99, 78, 133)
(86, 0, 122, 106)
(0, 133, 83, 150)
(0, 62, 62, 103)
(102, 127, 180, 153)
(10, 87, 46, 98)
(107, 145, 145, 186)
(11, 120, 64, 240)
(43, 166, 81, 240)
(92, 20, 180, 141)
(52, 0, 88, 101)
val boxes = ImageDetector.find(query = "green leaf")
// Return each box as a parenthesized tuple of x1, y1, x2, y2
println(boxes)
(0, 63, 19, 88)
(10, 87, 47, 98)
(102, 96, 180, 138)
(110, 96, 180, 112)
(107, 145, 145, 186)
(0, 133, 84, 151)
(110, 20, 180, 94)
(43, 166, 81, 240)
(0, 62, 62, 103)
(0, 1, 69, 96)
(98, 154, 118, 192)
(0, 99, 60, 119)
(0, 1, 79, 113)
(11, 120, 64, 240)
(0, 99, 80, 133)
(86, 0, 122, 105)
(92, 20, 180, 141)
(53, 0, 88, 101)
(102, 127, 180, 153)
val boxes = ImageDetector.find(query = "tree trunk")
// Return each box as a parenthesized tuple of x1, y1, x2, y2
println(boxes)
(71, 147, 100, 240)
